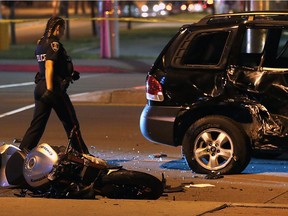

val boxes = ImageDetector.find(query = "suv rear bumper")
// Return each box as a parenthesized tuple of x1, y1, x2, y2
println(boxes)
(140, 105, 182, 146)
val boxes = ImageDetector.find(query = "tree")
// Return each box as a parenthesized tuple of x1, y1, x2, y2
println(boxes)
(59, 1, 70, 40)
(4, 1, 16, 44)
(90, 1, 97, 36)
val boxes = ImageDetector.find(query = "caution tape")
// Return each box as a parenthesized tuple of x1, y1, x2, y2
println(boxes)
(0, 16, 195, 24)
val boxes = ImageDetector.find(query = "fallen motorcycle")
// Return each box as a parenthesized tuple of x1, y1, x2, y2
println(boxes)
(0, 141, 163, 200)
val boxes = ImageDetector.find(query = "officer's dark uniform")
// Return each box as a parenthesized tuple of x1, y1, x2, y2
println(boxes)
(19, 35, 89, 154)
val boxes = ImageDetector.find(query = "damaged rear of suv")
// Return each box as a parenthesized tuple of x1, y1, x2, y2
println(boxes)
(140, 12, 288, 174)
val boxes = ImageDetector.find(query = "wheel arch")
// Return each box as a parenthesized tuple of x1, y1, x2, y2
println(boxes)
(174, 103, 253, 147)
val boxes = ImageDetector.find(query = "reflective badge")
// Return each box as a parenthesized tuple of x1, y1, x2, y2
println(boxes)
(51, 42, 59, 52)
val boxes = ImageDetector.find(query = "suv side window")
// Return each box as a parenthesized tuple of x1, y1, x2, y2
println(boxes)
(241, 29, 267, 54)
(239, 28, 288, 68)
(182, 31, 229, 66)
(275, 29, 288, 67)
(239, 28, 268, 67)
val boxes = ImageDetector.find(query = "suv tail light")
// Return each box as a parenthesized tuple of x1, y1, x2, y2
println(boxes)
(146, 75, 164, 102)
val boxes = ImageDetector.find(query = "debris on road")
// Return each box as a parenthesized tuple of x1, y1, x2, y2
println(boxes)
(162, 173, 185, 193)
(148, 153, 168, 159)
(205, 171, 224, 180)
(164, 185, 185, 193)
(184, 183, 215, 188)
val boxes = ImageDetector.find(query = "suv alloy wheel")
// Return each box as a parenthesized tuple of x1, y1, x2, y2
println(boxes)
(182, 116, 251, 174)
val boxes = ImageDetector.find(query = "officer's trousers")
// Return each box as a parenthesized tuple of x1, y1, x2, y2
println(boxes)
(19, 79, 89, 153)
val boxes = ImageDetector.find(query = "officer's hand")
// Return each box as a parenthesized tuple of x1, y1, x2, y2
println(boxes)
(71, 71, 80, 81)
(40, 90, 55, 105)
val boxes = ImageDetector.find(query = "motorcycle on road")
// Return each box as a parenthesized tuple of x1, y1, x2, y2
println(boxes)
(0, 141, 163, 200)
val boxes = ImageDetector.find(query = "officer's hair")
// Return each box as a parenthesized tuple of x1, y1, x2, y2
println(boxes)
(42, 16, 65, 39)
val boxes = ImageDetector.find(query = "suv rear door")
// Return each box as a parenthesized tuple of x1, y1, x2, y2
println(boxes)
(162, 26, 238, 105)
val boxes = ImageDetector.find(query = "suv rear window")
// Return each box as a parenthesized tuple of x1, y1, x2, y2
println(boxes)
(182, 31, 229, 65)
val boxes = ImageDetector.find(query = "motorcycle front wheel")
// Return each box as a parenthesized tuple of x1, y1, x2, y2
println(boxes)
(98, 169, 163, 200)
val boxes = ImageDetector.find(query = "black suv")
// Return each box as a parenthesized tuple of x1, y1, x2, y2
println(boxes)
(140, 12, 288, 174)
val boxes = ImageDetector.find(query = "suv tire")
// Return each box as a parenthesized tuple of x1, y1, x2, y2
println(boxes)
(182, 116, 251, 174)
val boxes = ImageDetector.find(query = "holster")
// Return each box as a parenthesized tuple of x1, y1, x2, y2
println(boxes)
(34, 72, 42, 84)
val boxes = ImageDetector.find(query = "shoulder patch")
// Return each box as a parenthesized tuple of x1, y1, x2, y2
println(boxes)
(51, 42, 59, 52)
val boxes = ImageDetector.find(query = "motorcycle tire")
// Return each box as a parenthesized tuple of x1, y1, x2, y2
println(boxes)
(98, 169, 163, 200)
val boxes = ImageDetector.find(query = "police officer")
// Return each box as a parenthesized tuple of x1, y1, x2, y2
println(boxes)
(19, 16, 89, 154)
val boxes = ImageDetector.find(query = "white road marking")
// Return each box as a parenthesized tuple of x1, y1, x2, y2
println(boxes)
(0, 82, 35, 118)
(0, 104, 35, 118)
(0, 82, 34, 89)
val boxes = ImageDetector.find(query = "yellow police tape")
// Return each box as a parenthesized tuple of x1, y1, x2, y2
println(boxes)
(0, 16, 194, 24)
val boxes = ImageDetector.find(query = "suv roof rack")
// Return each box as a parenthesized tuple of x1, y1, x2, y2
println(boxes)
(198, 11, 288, 25)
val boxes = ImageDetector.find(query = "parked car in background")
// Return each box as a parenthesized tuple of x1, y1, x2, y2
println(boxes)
(118, 1, 140, 17)
(140, 12, 288, 174)
(140, 1, 168, 17)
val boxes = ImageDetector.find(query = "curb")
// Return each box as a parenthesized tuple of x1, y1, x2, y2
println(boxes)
(0, 59, 153, 74)
(1, 197, 288, 216)
(70, 88, 146, 105)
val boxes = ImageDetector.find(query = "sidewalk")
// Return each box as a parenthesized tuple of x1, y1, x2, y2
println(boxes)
(0, 58, 153, 73)
(1, 197, 288, 216)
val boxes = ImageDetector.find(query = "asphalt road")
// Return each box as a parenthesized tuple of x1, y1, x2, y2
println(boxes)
(1, 70, 288, 210)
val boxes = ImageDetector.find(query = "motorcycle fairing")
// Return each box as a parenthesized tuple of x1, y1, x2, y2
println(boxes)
(23, 143, 59, 188)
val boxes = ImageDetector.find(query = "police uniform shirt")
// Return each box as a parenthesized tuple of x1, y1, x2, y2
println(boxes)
(35, 35, 70, 80)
